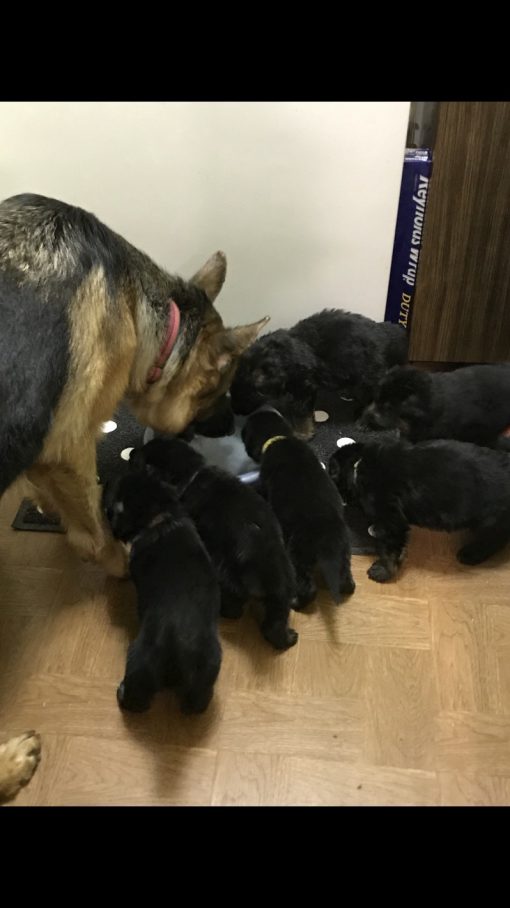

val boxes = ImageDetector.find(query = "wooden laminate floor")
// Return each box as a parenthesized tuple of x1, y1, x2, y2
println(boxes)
(2, 486, 510, 807)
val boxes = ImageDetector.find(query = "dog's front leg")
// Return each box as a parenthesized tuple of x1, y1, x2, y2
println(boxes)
(367, 509, 409, 583)
(0, 731, 41, 803)
(26, 450, 129, 578)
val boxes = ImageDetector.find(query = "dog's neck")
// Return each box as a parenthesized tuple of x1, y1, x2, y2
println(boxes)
(146, 300, 181, 384)
(129, 297, 187, 393)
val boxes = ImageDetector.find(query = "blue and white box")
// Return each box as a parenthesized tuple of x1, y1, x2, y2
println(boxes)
(384, 148, 433, 330)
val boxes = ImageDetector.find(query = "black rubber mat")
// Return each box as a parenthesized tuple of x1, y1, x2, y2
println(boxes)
(11, 394, 376, 554)
(11, 498, 65, 533)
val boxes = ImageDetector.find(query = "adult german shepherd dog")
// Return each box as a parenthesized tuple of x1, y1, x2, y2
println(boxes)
(0, 193, 267, 579)
(0, 193, 267, 801)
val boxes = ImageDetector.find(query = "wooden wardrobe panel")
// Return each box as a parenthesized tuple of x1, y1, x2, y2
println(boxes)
(409, 102, 510, 363)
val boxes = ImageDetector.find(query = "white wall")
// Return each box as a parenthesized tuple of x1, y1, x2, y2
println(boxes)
(0, 101, 409, 329)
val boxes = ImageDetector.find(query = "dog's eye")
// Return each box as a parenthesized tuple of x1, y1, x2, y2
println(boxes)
(114, 502, 124, 515)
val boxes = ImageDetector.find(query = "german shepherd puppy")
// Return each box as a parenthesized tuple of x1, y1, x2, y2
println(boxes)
(242, 408, 355, 606)
(0, 194, 267, 576)
(131, 438, 299, 651)
(361, 363, 510, 450)
(104, 471, 222, 714)
(230, 309, 408, 438)
(329, 435, 510, 582)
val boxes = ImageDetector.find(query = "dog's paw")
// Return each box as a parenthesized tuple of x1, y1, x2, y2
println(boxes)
(339, 573, 356, 597)
(0, 731, 41, 802)
(180, 688, 214, 715)
(367, 560, 395, 583)
(456, 545, 486, 566)
(294, 577, 317, 610)
(103, 540, 130, 579)
(116, 681, 151, 713)
(263, 623, 299, 650)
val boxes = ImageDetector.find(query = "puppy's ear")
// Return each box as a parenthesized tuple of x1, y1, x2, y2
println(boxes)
(190, 251, 227, 302)
(389, 366, 430, 402)
(402, 393, 425, 418)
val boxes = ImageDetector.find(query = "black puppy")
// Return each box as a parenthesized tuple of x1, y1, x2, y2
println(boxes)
(131, 438, 298, 651)
(104, 471, 222, 714)
(329, 435, 510, 582)
(362, 364, 510, 449)
(230, 309, 408, 435)
(242, 408, 355, 607)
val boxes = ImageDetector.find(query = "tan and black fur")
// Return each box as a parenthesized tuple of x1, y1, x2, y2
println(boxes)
(0, 193, 268, 579)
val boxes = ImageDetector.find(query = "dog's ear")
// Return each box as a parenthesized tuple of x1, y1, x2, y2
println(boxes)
(383, 366, 430, 402)
(190, 251, 227, 302)
(227, 317, 270, 353)
(213, 317, 270, 373)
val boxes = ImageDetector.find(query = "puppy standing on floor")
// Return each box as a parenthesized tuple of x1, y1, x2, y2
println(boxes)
(131, 438, 299, 651)
(329, 435, 510, 582)
(242, 408, 355, 607)
(104, 472, 222, 714)
(362, 363, 510, 449)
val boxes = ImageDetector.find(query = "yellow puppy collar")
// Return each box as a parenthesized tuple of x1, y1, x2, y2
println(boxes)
(261, 435, 287, 455)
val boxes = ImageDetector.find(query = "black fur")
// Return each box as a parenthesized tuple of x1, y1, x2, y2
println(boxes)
(329, 435, 510, 582)
(242, 408, 355, 607)
(230, 309, 408, 426)
(130, 438, 298, 651)
(362, 364, 510, 449)
(104, 471, 221, 714)
(0, 269, 70, 494)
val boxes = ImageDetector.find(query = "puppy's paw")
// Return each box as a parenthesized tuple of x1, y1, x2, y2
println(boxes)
(339, 573, 356, 597)
(180, 688, 214, 715)
(116, 681, 151, 713)
(263, 623, 299, 650)
(294, 576, 317, 610)
(457, 544, 487, 566)
(0, 731, 41, 802)
(367, 560, 396, 583)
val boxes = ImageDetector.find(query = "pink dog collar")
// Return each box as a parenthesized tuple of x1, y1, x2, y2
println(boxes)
(146, 299, 181, 384)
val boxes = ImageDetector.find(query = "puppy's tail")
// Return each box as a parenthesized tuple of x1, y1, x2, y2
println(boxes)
(317, 538, 355, 604)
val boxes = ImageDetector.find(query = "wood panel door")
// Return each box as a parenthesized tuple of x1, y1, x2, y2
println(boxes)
(409, 102, 510, 363)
